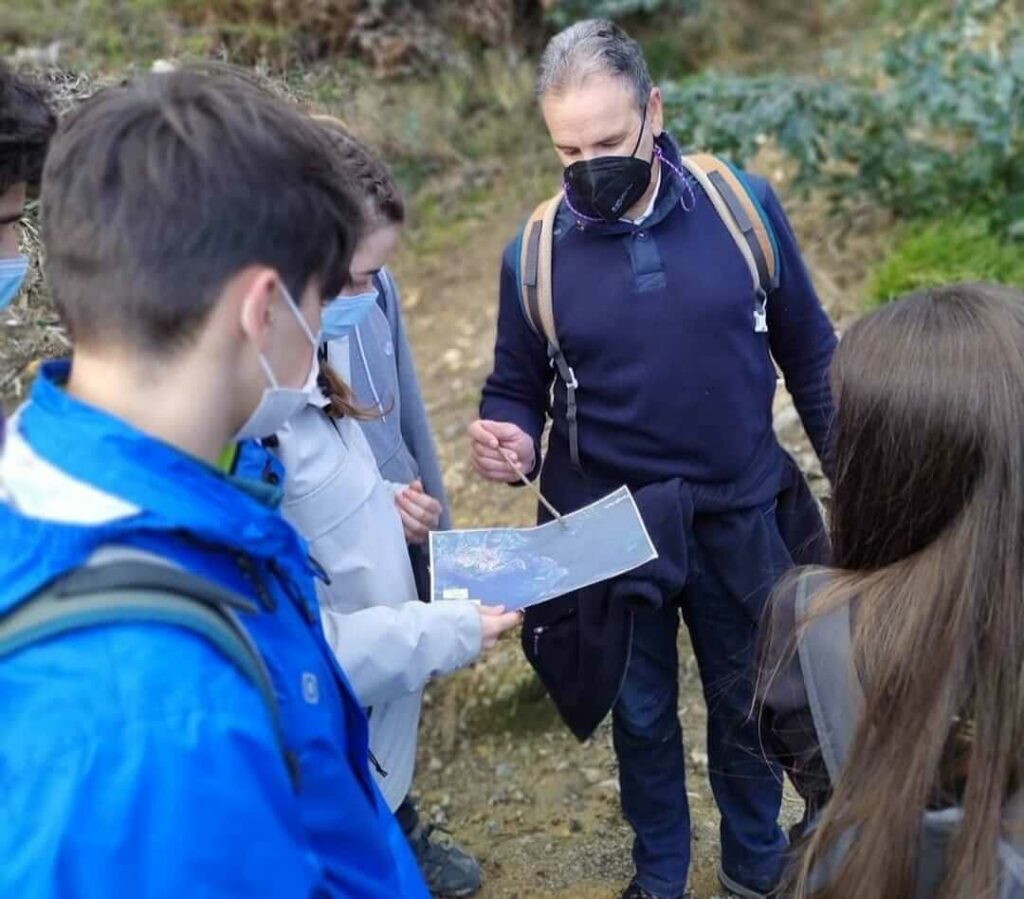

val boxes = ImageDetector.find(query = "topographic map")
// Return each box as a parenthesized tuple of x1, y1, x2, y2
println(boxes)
(429, 486, 658, 610)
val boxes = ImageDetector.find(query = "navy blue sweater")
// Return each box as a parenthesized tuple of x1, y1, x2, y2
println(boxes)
(481, 134, 837, 490)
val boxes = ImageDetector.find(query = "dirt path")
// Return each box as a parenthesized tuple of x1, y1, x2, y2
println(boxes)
(389, 160, 876, 896)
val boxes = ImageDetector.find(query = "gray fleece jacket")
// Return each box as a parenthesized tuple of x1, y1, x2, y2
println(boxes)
(348, 268, 452, 530)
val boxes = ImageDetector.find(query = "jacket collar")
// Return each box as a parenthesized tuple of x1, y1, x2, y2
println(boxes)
(0, 360, 310, 612)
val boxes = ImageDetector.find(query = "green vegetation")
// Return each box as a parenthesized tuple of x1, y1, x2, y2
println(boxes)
(4, 0, 537, 70)
(5, 0, 176, 67)
(870, 218, 1024, 304)
(11, 0, 1014, 308)
(855, 0, 942, 22)
(665, 0, 1024, 241)
(544, 0, 692, 29)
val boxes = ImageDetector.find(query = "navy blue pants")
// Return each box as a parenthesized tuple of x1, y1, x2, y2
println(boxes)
(615, 505, 791, 898)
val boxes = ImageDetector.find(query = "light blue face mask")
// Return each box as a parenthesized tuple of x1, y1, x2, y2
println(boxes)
(321, 289, 379, 341)
(0, 255, 29, 310)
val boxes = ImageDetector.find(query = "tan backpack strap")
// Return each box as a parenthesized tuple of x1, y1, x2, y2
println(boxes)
(678, 153, 777, 332)
(686, 153, 777, 288)
(536, 191, 562, 349)
(516, 190, 583, 471)
(677, 155, 759, 290)
(518, 191, 563, 348)
(688, 153, 777, 287)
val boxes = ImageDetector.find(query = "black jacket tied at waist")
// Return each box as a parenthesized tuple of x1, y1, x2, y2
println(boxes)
(523, 445, 828, 742)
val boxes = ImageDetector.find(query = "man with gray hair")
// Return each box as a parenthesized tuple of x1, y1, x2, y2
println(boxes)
(471, 19, 836, 899)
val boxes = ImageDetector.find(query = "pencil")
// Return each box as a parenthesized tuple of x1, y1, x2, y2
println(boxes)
(497, 446, 567, 528)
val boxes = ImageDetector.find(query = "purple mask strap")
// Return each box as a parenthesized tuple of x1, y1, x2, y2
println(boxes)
(654, 144, 697, 213)
(561, 184, 606, 225)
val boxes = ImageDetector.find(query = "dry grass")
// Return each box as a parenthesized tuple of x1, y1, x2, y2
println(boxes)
(1, 69, 118, 408)
(4, 0, 543, 73)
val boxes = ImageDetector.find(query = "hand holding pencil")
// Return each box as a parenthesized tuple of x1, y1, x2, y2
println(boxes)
(468, 419, 536, 483)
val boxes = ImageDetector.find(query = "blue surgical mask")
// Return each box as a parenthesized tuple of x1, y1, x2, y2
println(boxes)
(321, 289, 379, 340)
(0, 255, 29, 310)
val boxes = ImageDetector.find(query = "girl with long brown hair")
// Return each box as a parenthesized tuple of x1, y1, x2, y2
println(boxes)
(759, 283, 1024, 898)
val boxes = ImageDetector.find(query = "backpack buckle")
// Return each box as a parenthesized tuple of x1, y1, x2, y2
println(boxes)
(754, 287, 768, 334)
(548, 348, 578, 390)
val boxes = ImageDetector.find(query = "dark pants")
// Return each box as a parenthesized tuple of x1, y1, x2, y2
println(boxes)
(408, 543, 431, 604)
(614, 506, 791, 898)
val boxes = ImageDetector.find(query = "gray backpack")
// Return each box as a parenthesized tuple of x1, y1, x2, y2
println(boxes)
(795, 570, 1024, 897)
(0, 547, 299, 790)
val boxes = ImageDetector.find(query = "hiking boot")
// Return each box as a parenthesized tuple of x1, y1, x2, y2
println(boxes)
(405, 821, 482, 898)
(717, 864, 777, 899)
(619, 878, 685, 899)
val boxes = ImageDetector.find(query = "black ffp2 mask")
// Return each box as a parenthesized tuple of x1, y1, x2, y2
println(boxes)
(564, 111, 652, 222)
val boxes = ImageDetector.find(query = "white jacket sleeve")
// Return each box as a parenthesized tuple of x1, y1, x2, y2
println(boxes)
(274, 407, 482, 710)
(319, 599, 482, 709)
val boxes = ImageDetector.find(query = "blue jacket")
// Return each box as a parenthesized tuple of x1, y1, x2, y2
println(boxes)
(481, 133, 837, 489)
(0, 362, 429, 899)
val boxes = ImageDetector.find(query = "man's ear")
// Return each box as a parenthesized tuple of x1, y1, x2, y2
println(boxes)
(649, 86, 664, 138)
(234, 266, 280, 352)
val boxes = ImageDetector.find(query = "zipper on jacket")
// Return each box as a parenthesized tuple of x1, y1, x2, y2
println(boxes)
(362, 707, 389, 778)
(235, 553, 276, 612)
(368, 749, 389, 778)
(307, 553, 332, 586)
(354, 325, 388, 422)
(531, 607, 579, 656)
(532, 625, 546, 656)
(267, 559, 317, 624)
